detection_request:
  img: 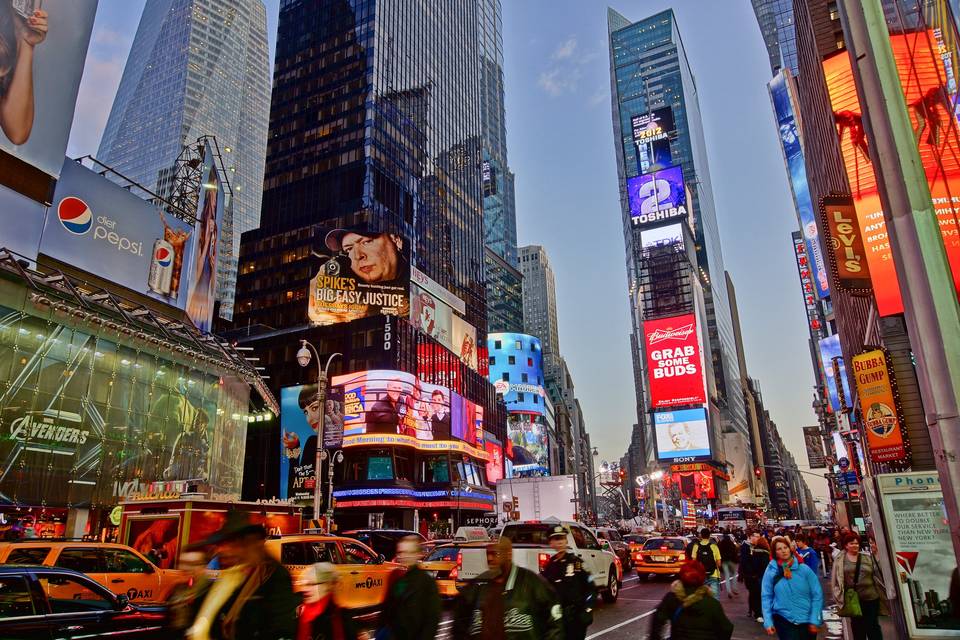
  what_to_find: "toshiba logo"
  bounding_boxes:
[648,324,694,344]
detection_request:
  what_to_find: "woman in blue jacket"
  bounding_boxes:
[762,536,823,640]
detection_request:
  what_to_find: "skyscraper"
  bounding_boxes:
[519,245,561,382]
[608,8,749,485]
[97,0,271,319]
[751,0,799,75]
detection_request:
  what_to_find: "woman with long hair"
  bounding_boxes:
[0,2,47,145]
[762,536,823,640]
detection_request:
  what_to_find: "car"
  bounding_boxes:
[0,540,189,604]
[264,534,402,612]
[594,527,632,571]
[341,529,425,560]
[0,564,166,639]
[419,541,488,598]
[633,536,688,579]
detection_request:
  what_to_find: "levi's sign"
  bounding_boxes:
[821,194,872,292]
[644,313,707,409]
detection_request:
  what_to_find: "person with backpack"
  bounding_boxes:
[647,560,733,640]
[685,528,723,597]
[718,533,740,598]
[762,536,823,640]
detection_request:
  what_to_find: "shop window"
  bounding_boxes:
[367,456,394,480]
[421,456,449,483]
[394,451,413,481]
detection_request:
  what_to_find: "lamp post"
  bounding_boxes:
[649,470,664,530]
[326,450,344,528]
[295,340,341,526]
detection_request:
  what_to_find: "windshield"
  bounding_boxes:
[425,547,459,562]
[642,538,685,551]
[502,524,553,545]
[625,535,646,544]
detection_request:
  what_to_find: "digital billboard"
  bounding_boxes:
[330,370,482,445]
[769,71,831,299]
[0,0,97,180]
[818,335,851,414]
[640,223,684,250]
[279,384,347,502]
[802,426,827,469]
[487,333,546,414]
[631,107,674,170]
[627,165,688,227]
[40,159,198,308]
[852,349,907,463]
[451,315,478,371]
[670,469,716,500]
[308,229,410,325]
[185,142,223,333]
[644,313,707,409]
[823,31,960,315]
[507,413,549,473]
[654,408,711,462]
[484,434,504,483]
[792,233,825,339]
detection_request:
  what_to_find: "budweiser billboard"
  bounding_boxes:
[644,313,707,408]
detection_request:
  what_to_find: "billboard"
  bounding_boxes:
[670,469,716,500]
[820,195,872,292]
[484,434,504,483]
[627,165,688,227]
[308,229,410,325]
[802,426,827,469]
[451,315,478,371]
[818,335,851,413]
[769,71,831,299]
[279,384,344,502]
[852,349,907,463]
[506,413,549,473]
[0,183,44,259]
[654,408,711,462]
[0,0,97,180]
[41,159,197,308]
[792,233,825,339]
[644,313,707,409]
[184,142,223,333]
[411,284,453,347]
[640,223,684,250]
[487,333,546,415]
[824,32,960,316]
[631,107,674,170]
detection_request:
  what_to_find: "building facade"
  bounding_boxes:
[97,0,271,320]
[751,0,800,75]
[519,245,561,383]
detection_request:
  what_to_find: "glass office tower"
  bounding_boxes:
[608,8,749,462]
[751,0,799,75]
[97,0,271,320]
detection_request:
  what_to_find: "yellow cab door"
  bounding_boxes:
[274,540,341,596]
[100,547,163,603]
[337,540,393,610]
[50,547,108,600]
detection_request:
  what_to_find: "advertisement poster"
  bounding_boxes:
[631,107,674,170]
[507,414,549,473]
[308,227,410,326]
[670,470,716,500]
[644,313,707,409]
[451,393,482,445]
[817,335,851,413]
[451,315,478,371]
[484,434,504,483]
[793,234,825,339]
[487,333,546,414]
[126,516,180,570]
[627,165,687,227]
[41,160,197,308]
[279,384,344,502]
[0,0,97,179]
[878,472,960,636]
[640,223,684,250]
[0,183,44,259]
[820,195,872,292]
[769,71,831,299]
[411,284,452,347]
[802,426,827,469]
[852,349,907,463]
[654,408,711,462]
[185,142,223,333]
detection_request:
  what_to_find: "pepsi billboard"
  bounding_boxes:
[39,158,197,310]
[627,165,688,227]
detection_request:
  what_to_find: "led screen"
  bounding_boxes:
[279,384,345,502]
[627,165,687,226]
[487,333,546,415]
[185,142,223,332]
[507,414,549,474]
[644,313,707,409]
[640,223,684,250]
[654,408,711,462]
[817,335,851,413]
[484,435,504,483]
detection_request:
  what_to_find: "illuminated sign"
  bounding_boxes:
[341,433,490,460]
[820,195,872,292]
[641,223,684,250]
[487,333,546,415]
[817,335,851,414]
[627,165,688,226]
[852,349,907,463]
[644,313,707,409]
[793,234,825,339]
[654,408,711,462]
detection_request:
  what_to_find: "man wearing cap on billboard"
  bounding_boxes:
[324,228,409,289]
[541,525,595,640]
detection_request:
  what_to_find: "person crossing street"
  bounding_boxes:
[540,524,596,640]
[685,528,723,597]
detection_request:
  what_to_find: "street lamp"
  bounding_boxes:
[295,339,342,527]
[649,470,665,530]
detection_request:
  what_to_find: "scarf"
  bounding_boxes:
[670,580,712,608]
[297,595,344,640]
[778,557,793,580]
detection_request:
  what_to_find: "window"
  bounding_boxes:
[54,548,103,573]
[508,356,515,365]
[533,396,539,405]
[422,456,449,483]
[5,547,50,565]
[0,576,35,618]
[521,373,528,383]
[102,549,150,573]
[367,456,394,480]
[515,341,521,350]
[527,358,533,366]
[280,542,337,565]
[494,340,501,350]
[489,356,495,365]
[425,547,459,562]
[394,451,413,481]
[517,392,525,402]
[501,373,509,382]
[39,574,113,613]
[341,542,376,564]
[577,527,602,550]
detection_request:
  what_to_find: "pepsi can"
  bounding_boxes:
[148,239,174,295]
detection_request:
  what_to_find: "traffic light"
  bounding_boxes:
[754,466,762,478]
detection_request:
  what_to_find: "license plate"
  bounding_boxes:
[654,556,669,562]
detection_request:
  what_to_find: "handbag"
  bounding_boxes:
[837,554,863,617]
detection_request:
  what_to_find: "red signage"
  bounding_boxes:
[484,440,504,483]
[644,313,707,408]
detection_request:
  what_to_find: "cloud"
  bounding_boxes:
[538,67,582,97]
[93,27,132,49]
[551,36,577,60]
[66,50,127,158]
[588,89,608,108]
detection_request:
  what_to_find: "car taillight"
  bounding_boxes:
[456,551,463,572]
[450,564,459,580]
[538,553,550,572]
[635,552,644,562]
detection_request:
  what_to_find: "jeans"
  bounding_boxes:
[772,614,817,640]
[851,598,884,640]
[705,576,720,598]
[721,560,738,594]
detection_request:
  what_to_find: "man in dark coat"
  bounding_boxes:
[540,525,595,640]
[648,560,733,640]
[377,536,441,640]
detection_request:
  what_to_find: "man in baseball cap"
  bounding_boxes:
[324,228,405,285]
[543,524,596,640]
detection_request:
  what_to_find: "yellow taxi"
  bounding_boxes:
[418,540,488,598]
[0,540,190,603]
[264,534,402,612]
[632,536,688,579]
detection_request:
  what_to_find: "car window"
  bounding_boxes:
[102,549,150,573]
[642,538,685,551]
[54,548,103,573]
[39,575,114,613]
[0,576,36,618]
[280,542,338,565]
[577,527,601,550]
[4,547,50,565]
[341,542,375,564]
[501,525,552,545]
[595,530,607,540]
[425,547,459,562]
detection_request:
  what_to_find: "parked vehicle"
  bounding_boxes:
[633,536,688,580]
[594,526,632,571]
[0,564,166,639]
[341,529,425,560]
[0,540,189,603]
[420,540,489,598]
[496,475,578,522]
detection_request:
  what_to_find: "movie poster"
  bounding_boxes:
[280,384,346,502]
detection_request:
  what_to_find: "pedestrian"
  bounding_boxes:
[762,536,822,640]
[541,525,596,640]
[185,512,299,640]
[296,563,358,640]
[795,533,820,577]
[647,560,733,640]
[165,550,213,638]
[831,532,887,640]
[377,535,441,640]
[741,532,771,623]
[685,527,722,597]
[452,537,562,640]
[718,532,739,598]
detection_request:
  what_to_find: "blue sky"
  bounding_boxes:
[68,1,826,499]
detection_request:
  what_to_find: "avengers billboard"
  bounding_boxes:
[644,313,707,409]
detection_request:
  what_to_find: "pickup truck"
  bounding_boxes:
[457,521,622,603]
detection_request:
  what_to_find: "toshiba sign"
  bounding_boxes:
[644,313,707,409]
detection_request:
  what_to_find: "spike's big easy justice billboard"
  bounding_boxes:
[644,313,707,409]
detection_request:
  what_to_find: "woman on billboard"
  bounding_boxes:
[0,2,47,145]
[186,167,219,330]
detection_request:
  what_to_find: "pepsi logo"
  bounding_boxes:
[154,246,172,267]
[57,197,93,235]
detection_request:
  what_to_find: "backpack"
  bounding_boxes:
[692,541,718,575]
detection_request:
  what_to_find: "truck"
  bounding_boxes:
[457,520,622,603]
[497,475,578,523]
